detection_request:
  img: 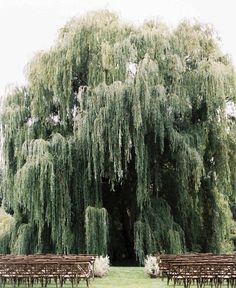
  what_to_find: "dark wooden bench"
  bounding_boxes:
[158,253,236,287]
[0,254,95,287]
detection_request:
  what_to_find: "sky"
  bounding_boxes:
[0,0,236,98]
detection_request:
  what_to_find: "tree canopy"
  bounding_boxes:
[0,11,236,262]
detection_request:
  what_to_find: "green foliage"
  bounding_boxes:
[85,206,109,255]
[134,198,185,262]
[0,11,236,261]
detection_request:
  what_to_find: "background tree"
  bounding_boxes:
[0,11,236,262]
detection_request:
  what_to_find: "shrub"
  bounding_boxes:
[144,255,160,278]
[94,255,110,277]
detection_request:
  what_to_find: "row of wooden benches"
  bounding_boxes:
[0,254,96,288]
[159,253,236,288]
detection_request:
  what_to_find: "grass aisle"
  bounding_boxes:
[87,267,167,288]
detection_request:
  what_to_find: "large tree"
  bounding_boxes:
[1,11,236,262]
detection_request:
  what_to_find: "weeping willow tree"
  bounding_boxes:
[1,11,236,262]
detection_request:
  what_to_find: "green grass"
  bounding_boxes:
[87,266,167,288]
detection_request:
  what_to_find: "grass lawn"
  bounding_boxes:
[87,266,167,288]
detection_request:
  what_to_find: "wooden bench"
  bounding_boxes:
[0,254,95,287]
[158,253,236,287]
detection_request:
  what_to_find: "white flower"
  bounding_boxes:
[144,255,160,277]
[94,255,110,278]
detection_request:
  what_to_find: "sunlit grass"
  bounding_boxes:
[87,266,165,288]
